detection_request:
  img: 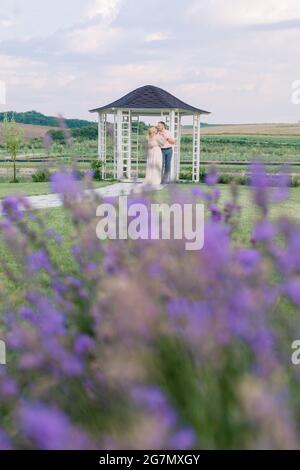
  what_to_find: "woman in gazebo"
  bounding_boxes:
[144,126,164,185]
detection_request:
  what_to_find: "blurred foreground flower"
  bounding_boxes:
[0,164,300,449]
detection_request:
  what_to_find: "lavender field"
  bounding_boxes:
[0,165,300,450]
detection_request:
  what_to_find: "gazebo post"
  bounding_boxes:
[98,112,107,180]
[169,110,181,182]
[192,113,201,182]
[116,110,132,180]
[113,110,117,179]
[131,114,140,180]
[116,109,123,180]
[170,109,181,182]
[174,111,180,181]
[126,110,132,179]
[177,113,182,181]
[169,110,175,181]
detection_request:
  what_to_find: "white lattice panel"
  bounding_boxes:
[192,114,201,182]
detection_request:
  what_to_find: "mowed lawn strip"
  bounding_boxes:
[0,181,112,198]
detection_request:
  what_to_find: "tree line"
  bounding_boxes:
[0,110,96,129]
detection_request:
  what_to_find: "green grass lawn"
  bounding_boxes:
[0,184,299,295]
[0,181,112,198]
[3,182,300,245]
[155,184,300,244]
[220,184,300,244]
[26,183,300,247]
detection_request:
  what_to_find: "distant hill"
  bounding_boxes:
[182,123,215,129]
[182,123,300,136]
[0,111,96,129]
[0,123,61,144]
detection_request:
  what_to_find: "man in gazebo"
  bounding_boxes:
[157,121,176,184]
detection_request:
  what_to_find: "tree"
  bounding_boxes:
[2,114,24,183]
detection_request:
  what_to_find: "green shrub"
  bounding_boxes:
[238,175,250,185]
[200,168,207,182]
[218,174,232,184]
[32,169,51,182]
[91,160,103,180]
[291,176,300,187]
[71,126,98,141]
[180,169,193,181]
[47,129,65,142]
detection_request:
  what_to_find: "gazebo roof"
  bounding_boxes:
[89,85,210,115]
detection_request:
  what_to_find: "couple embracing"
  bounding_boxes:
[145,121,175,185]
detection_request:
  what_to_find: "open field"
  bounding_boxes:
[2,134,300,164]
[183,123,300,136]
[0,122,59,143]
[199,134,300,163]
[2,122,300,182]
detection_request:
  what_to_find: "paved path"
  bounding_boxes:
[0,182,165,212]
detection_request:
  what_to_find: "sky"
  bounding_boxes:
[0,0,300,123]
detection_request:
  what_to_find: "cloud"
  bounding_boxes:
[84,0,121,23]
[187,0,300,26]
[63,0,123,54]
[0,18,15,28]
[65,24,121,54]
[0,0,299,123]
[144,32,170,42]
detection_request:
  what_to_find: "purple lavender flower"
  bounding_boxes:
[19,305,35,321]
[191,186,204,198]
[32,296,66,336]
[27,250,52,273]
[205,167,218,186]
[55,114,73,143]
[252,220,276,242]
[0,377,18,397]
[132,385,176,423]
[209,204,222,222]
[236,248,261,274]
[1,164,300,450]
[43,132,52,153]
[51,171,79,195]
[19,402,92,450]
[250,162,269,211]
[284,278,300,305]
[84,169,94,179]
[170,427,197,450]
[0,429,12,450]
[1,195,28,221]
[74,335,95,355]
[271,173,290,203]
[19,353,45,370]
[61,355,84,376]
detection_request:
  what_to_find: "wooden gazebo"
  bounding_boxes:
[90,85,210,182]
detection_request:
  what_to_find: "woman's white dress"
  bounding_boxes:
[145,135,164,185]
